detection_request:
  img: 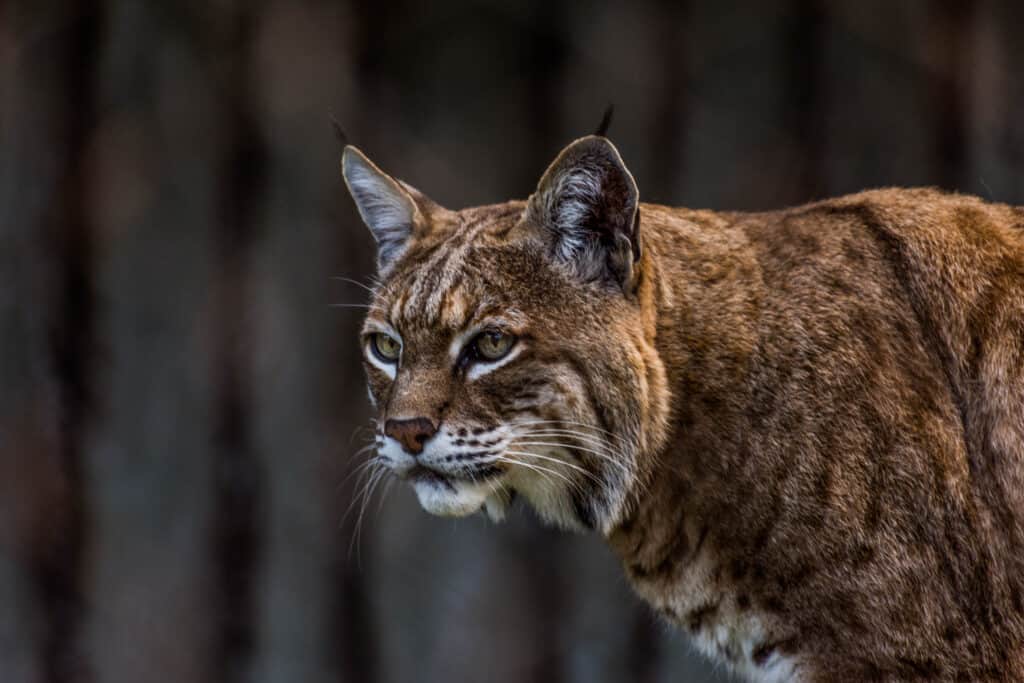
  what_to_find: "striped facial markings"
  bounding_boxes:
[355,204,641,530]
[398,213,505,326]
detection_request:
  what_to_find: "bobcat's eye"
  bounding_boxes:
[370,333,401,362]
[473,330,515,361]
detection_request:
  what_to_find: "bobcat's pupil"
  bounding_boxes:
[474,330,515,361]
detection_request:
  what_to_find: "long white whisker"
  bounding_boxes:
[348,424,378,445]
[376,476,396,514]
[498,452,587,495]
[512,419,630,446]
[510,440,631,475]
[516,445,628,478]
[330,276,379,295]
[341,457,381,526]
[499,458,574,494]
[513,429,630,466]
[513,428,614,450]
[328,303,386,311]
[502,448,605,486]
[349,464,388,562]
[337,444,384,491]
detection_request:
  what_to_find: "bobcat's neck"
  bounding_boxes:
[607,205,799,679]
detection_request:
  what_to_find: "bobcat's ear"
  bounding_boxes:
[527,136,640,292]
[342,145,429,273]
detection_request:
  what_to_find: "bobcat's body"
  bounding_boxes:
[611,190,1024,680]
[341,136,1024,681]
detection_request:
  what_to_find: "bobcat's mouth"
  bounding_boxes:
[405,462,503,487]
[405,462,506,518]
[407,464,454,488]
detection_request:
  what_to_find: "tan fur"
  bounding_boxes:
[343,138,1024,681]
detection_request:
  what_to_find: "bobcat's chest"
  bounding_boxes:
[623,548,802,682]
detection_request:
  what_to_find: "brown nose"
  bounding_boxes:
[384,417,438,455]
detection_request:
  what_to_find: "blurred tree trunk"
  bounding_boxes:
[0,3,97,682]
[928,0,975,192]
[647,0,691,204]
[333,4,385,679]
[244,2,357,682]
[788,0,829,200]
[81,2,220,681]
[197,3,266,682]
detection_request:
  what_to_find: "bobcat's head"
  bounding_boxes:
[342,136,669,533]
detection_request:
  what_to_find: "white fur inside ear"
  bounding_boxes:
[542,165,609,280]
[342,149,415,267]
[550,165,603,256]
[529,137,639,284]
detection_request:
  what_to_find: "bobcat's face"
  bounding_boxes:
[344,137,668,532]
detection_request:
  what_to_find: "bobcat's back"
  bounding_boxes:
[614,188,1024,680]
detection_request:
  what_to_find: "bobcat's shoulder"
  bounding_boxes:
[613,187,1024,680]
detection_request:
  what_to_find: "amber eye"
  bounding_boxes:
[370,333,401,362]
[473,330,515,361]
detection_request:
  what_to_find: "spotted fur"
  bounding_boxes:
[342,135,1024,681]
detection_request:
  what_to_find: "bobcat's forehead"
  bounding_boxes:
[364,203,560,337]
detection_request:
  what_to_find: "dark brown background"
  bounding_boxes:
[3,1,1023,682]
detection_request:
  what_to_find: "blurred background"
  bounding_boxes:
[2,1,1023,682]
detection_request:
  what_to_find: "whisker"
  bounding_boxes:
[511,419,630,446]
[512,438,630,475]
[337,442,383,490]
[502,447,605,486]
[328,303,386,311]
[330,276,379,295]
[376,476,397,514]
[513,429,629,463]
[340,457,381,525]
[348,423,378,445]
[498,453,587,495]
[513,428,612,449]
[496,456,567,493]
[349,463,389,563]
[510,440,631,476]
[338,454,381,491]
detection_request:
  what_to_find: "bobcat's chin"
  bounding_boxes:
[410,475,494,518]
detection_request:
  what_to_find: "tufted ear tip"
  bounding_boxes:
[330,117,349,148]
[594,104,614,137]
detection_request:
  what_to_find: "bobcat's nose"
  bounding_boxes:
[384,417,439,455]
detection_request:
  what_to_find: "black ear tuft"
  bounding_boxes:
[330,116,348,149]
[594,104,614,137]
[528,136,640,291]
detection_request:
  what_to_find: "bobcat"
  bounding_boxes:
[341,133,1024,681]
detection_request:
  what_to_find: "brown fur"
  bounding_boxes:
[342,137,1024,681]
